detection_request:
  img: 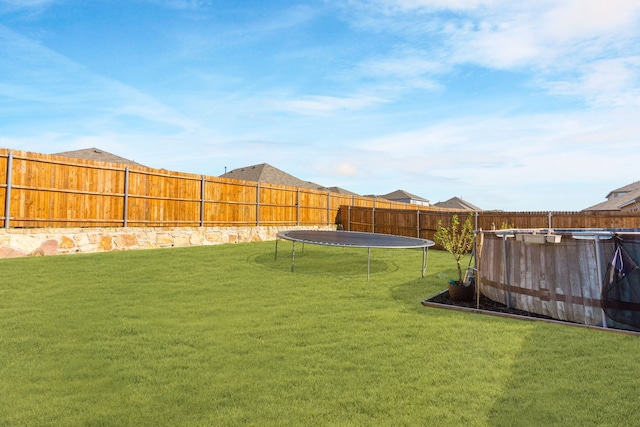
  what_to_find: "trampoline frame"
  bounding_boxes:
[275,230,435,281]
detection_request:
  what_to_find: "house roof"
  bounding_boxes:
[584,191,640,211]
[321,186,360,196]
[378,189,429,203]
[219,163,324,191]
[434,197,481,211]
[584,180,640,211]
[605,181,640,199]
[583,195,640,211]
[53,147,147,167]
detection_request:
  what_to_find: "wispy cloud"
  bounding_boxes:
[543,57,640,107]
[347,0,640,105]
[0,0,55,10]
[451,1,640,68]
[344,106,640,202]
[0,24,198,130]
[273,94,390,116]
[357,49,445,93]
[169,3,321,61]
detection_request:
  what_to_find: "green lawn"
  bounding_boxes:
[1,241,639,426]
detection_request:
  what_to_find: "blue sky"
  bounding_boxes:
[2,0,640,211]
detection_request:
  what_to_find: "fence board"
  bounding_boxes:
[203,178,257,225]
[5,151,128,227]
[126,167,202,226]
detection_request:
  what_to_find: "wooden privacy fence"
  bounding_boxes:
[0,149,417,228]
[338,206,640,242]
[6,148,637,231]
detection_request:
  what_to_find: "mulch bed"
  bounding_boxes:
[422,289,556,321]
[424,290,640,336]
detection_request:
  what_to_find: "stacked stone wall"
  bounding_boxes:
[0,225,335,259]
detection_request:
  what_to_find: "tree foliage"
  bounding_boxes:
[433,213,475,284]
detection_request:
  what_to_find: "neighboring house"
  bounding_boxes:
[221,164,363,195]
[220,163,325,191]
[53,147,147,168]
[434,197,481,211]
[583,181,640,212]
[376,190,430,206]
[321,186,360,196]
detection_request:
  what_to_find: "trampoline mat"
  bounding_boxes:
[277,230,434,249]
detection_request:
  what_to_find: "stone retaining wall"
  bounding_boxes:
[0,225,335,259]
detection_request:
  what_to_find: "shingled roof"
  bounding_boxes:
[321,186,360,196]
[377,189,430,204]
[584,181,640,211]
[220,163,324,191]
[434,196,481,211]
[53,147,147,167]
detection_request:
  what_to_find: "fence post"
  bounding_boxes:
[548,211,552,229]
[327,192,331,226]
[4,151,13,228]
[200,175,205,227]
[256,183,260,226]
[372,207,376,233]
[372,197,377,233]
[348,205,351,231]
[296,188,300,226]
[123,166,129,227]
[417,210,420,238]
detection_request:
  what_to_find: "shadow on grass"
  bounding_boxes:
[390,271,451,313]
[485,322,640,426]
[252,245,390,278]
[390,278,431,310]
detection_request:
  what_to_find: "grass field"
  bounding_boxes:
[1,241,639,426]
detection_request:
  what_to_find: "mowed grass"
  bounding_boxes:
[1,241,640,426]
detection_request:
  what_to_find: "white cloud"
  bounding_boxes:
[452,20,542,69]
[346,0,640,109]
[543,57,640,107]
[353,107,640,192]
[541,0,640,42]
[333,163,358,177]
[273,94,390,116]
[446,1,640,71]
[360,0,500,13]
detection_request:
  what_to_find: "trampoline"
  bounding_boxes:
[275,230,435,280]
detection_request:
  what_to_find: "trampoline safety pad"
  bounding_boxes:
[275,230,435,280]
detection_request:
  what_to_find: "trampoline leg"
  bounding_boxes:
[422,247,428,278]
[275,237,279,260]
[291,241,296,272]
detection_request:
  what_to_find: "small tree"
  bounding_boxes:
[433,213,475,285]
